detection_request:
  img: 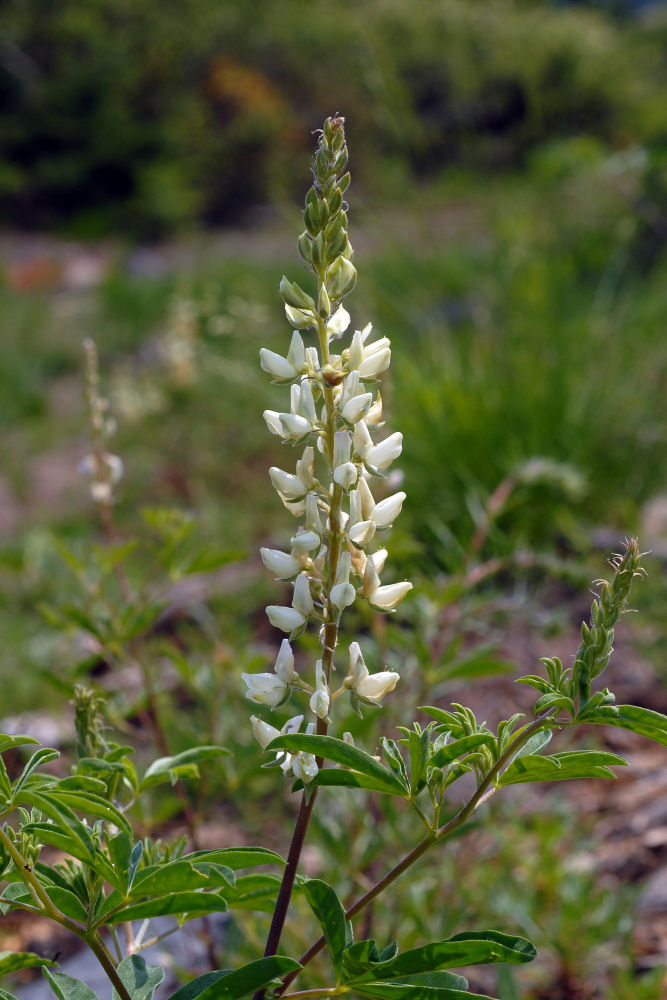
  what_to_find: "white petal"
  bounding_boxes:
[286,332,306,371]
[358,477,375,519]
[274,639,297,682]
[330,581,356,610]
[371,548,388,574]
[353,420,373,459]
[359,347,391,379]
[368,581,413,611]
[341,392,373,424]
[250,716,281,749]
[280,413,312,438]
[292,572,314,616]
[348,519,376,548]
[290,529,321,554]
[260,348,297,381]
[292,752,318,783]
[372,491,406,528]
[263,410,284,436]
[327,306,351,338]
[269,467,306,499]
[334,462,358,489]
[266,606,306,632]
[355,670,400,703]
[260,548,301,579]
[242,673,288,707]
[366,432,403,470]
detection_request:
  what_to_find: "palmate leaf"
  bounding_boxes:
[106,890,228,923]
[305,880,353,979]
[139,746,230,792]
[165,957,302,1000]
[267,734,408,796]
[578,704,667,745]
[294,768,408,797]
[428,735,496,773]
[342,932,536,986]
[0,951,56,974]
[129,859,235,897]
[23,823,118,887]
[11,748,60,799]
[354,983,493,1000]
[17,790,95,862]
[113,956,164,1000]
[498,750,627,787]
[43,967,99,1000]
[0,882,87,923]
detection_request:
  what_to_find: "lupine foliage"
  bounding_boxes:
[0,119,665,1000]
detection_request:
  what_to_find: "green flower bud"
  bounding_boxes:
[280,276,316,311]
[327,256,357,301]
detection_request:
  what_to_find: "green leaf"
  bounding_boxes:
[222,873,284,912]
[498,750,627,787]
[180,847,285,869]
[0,883,86,923]
[0,988,22,1000]
[113,956,164,1000]
[11,748,60,798]
[54,775,109,795]
[510,729,552,763]
[130,860,234,897]
[22,824,118,887]
[165,957,302,1000]
[0,734,39,755]
[0,952,56,974]
[165,973,231,1000]
[49,790,132,835]
[139,746,229,792]
[267,735,407,795]
[305,880,352,978]
[355,984,492,1000]
[533,692,575,715]
[344,932,535,985]
[17,791,95,862]
[380,739,409,788]
[107,833,143,894]
[294,768,409,797]
[43,968,100,1000]
[429,735,496,772]
[578,704,667,745]
[106,890,228,923]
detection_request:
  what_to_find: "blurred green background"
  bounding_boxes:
[0,1,666,997]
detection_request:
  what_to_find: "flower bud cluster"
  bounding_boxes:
[79,338,124,506]
[243,117,411,781]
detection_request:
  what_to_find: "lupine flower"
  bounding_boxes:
[346,641,399,705]
[309,660,330,720]
[242,640,298,707]
[330,551,356,610]
[260,332,307,381]
[266,572,314,633]
[260,547,301,579]
[365,432,403,470]
[250,713,304,771]
[372,491,407,528]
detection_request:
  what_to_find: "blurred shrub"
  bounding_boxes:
[0,0,664,234]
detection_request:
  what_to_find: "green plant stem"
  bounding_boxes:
[0,825,133,1000]
[256,306,344,998]
[278,707,560,995]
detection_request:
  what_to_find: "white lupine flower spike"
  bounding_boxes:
[250,115,411,785]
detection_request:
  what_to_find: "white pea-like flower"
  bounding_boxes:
[327,306,351,339]
[330,551,356,610]
[242,672,288,708]
[251,714,304,772]
[292,572,315,617]
[309,660,330,720]
[260,332,306,381]
[365,432,403,470]
[242,640,298,707]
[266,605,307,633]
[368,581,413,612]
[260,547,301,579]
[372,491,406,528]
[347,641,399,705]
